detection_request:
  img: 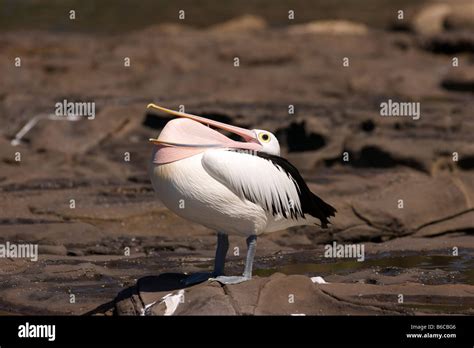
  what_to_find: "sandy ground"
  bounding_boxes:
[0,1,473,315]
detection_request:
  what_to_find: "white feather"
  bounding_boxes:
[150,150,316,236]
[202,150,302,217]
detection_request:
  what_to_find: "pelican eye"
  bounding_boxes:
[258,132,271,143]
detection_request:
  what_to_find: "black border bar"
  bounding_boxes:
[0,315,472,345]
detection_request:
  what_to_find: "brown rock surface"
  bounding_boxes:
[209,15,267,33]
[0,1,473,316]
[288,20,368,35]
[111,272,474,316]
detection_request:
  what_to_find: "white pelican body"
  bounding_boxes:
[150,151,319,237]
[147,104,336,284]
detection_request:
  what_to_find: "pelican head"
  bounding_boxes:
[252,129,280,156]
[147,103,280,163]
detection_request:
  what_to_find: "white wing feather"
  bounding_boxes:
[202,150,302,216]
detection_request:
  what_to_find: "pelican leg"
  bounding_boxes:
[213,232,229,276]
[182,232,229,286]
[210,235,257,285]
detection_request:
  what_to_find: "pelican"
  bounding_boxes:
[147,103,336,285]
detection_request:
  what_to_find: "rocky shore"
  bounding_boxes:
[0,0,473,315]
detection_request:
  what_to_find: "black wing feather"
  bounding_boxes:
[256,152,337,228]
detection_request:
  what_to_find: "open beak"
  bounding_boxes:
[147,103,263,164]
[147,103,258,146]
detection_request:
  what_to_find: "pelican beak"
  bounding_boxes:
[148,137,222,148]
[147,103,258,143]
[147,103,263,164]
